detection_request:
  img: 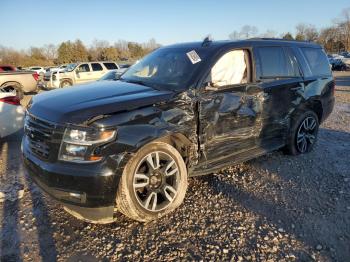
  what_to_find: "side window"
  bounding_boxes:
[91,63,103,71]
[77,64,90,72]
[209,50,248,87]
[103,62,118,70]
[300,48,331,76]
[257,47,297,79]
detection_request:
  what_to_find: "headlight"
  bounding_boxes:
[58,128,116,162]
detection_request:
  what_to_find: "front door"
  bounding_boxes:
[75,63,93,84]
[198,49,263,167]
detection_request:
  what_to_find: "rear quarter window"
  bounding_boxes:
[103,63,118,70]
[300,48,331,76]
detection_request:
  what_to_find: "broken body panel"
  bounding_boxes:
[22,40,335,222]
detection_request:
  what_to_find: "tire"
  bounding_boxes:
[116,141,188,222]
[285,111,319,155]
[60,80,72,88]
[0,82,24,100]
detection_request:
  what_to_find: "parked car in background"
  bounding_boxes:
[45,65,67,73]
[40,61,121,89]
[29,66,46,76]
[23,39,334,224]
[0,71,39,98]
[0,92,24,138]
[0,65,17,72]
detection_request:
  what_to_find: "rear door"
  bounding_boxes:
[253,45,304,147]
[90,63,106,80]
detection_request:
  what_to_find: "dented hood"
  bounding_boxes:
[28,81,174,124]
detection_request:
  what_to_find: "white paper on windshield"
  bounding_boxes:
[186,50,201,64]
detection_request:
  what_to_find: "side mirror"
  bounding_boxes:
[75,70,80,78]
[115,73,122,80]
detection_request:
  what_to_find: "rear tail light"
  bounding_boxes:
[32,73,39,81]
[0,96,21,105]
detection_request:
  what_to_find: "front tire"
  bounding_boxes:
[116,142,188,222]
[60,80,72,88]
[285,111,319,155]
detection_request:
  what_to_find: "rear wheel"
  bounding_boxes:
[285,111,319,155]
[0,82,23,100]
[116,142,188,222]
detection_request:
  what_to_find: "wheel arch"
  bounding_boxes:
[147,133,195,167]
[295,99,323,123]
[60,78,73,86]
[1,81,23,89]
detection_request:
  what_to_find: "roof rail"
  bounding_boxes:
[248,37,311,43]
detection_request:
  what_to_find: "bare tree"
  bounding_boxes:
[260,30,277,38]
[229,25,259,40]
[295,23,319,41]
[229,30,240,40]
[240,25,258,38]
[42,44,57,61]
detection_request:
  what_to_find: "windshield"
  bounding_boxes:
[121,47,205,90]
[65,63,77,72]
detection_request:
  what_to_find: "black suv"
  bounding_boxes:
[22,39,334,223]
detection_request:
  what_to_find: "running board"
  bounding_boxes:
[190,143,284,177]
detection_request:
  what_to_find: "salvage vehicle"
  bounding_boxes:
[0,92,24,138]
[0,71,39,99]
[40,61,122,89]
[22,39,335,223]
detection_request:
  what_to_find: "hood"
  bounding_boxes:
[28,81,174,124]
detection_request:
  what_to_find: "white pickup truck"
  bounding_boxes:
[0,71,39,98]
[40,61,126,89]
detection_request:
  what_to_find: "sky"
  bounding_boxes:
[1,0,349,49]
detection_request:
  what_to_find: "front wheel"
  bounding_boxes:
[285,111,319,155]
[116,142,188,222]
[60,80,72,88]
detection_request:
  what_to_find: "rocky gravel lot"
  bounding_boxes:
[1,72,349,261]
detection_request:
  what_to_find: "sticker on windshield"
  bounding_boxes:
[186,50,201,64]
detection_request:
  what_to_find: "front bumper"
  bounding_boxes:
[38,80,60,89]
[22,136,123,223]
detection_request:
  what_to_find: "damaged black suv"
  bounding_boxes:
[22,39,334,223]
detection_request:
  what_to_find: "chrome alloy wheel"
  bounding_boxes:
[296,116,317,153]
[132,151,180,212]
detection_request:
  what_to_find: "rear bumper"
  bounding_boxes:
[22,136,123,223]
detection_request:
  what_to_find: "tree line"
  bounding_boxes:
[229,8,350,53]
[0,38,160,67]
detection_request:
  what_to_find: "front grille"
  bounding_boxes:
[25,113,63,161]
[43,76,51,81]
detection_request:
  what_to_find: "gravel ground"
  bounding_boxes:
[1,72,349,261]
